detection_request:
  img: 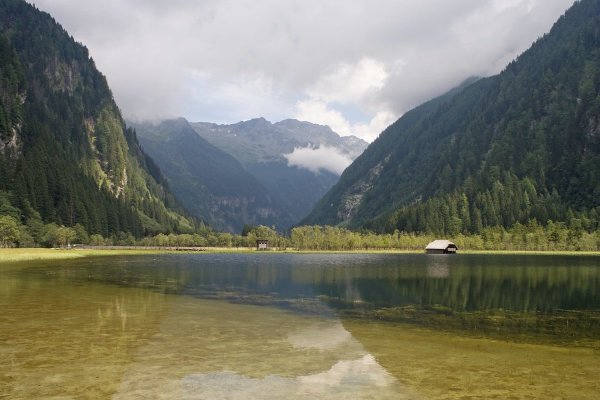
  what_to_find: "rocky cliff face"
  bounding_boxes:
[0,35,24,156]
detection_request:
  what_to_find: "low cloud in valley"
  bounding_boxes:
[284,145,353,175]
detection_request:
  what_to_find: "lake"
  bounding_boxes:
[1,253,599,399]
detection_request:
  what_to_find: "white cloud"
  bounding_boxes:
[30,0,575,142]
[295,100,353,137]
[293,57,396,142]
[284,145,353,175]
[307,58,390,105]
[352,111,396,142]
[492,0,535,13]
[295,100,394,142]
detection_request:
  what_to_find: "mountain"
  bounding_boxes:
[0,0,195,238]
[191,118,368,225]
[192,118,365,165]
[133,119,295,232]
[303,0,600,234]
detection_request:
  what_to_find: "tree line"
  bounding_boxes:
[1,216,599,251]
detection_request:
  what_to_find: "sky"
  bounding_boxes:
[30,0,574,143]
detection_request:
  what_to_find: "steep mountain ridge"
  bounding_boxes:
[0,0,194,237]
[134,118,295,232]
[303,0,600,234]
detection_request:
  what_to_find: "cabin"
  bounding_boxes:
[256,239,269,251]
[425,240,457,254]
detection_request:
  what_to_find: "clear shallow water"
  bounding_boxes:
[1,253,599,399]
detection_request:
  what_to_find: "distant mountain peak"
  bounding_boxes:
[233,117,271,128]
[275,119,330,130]
[190,118,367,166]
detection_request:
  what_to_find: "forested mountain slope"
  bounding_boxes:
[0,0,195,238]
[134,119,295,232]
[303,0,600,234]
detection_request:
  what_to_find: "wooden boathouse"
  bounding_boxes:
[425,240,457,254]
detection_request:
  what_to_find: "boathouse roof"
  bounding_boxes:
[425,240,456,250]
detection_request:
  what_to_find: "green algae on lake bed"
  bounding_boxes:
[342,319,600,399]
[0,279,409,399]
[1,253,600,399]
[339,305,600,348]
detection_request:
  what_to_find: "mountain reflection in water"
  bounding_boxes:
[34,253,600,342]
[110,297,406,399]
[1,253,599,399]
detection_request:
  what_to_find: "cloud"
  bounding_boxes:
[30,0,574,142]
[294,57,396,141]
[307,58,390,105]
[295,100,352,137]
[295,100,394,142]
[352,111,396,142]
[184,70,295,124]
[284,145,353,175]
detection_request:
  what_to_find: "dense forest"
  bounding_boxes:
[0,0,196,241]
[303,0,600,236]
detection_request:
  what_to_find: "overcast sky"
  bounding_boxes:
[31,0,574,142]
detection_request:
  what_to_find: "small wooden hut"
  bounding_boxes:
[425,240,457,254]
[256,239,269,251]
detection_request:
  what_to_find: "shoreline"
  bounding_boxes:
[1,247,599,263]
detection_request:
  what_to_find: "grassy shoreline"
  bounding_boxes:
[1,247,599,263]
[0,248,169,263]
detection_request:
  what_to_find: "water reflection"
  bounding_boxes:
[0,271,171,398]
[173,355,395,400]
[109,297,406,399]
[287,322,351,350]
[42,253,600,314]
[1,258,414,399]
[425,255,450,278]
[13,253,599,341]
[2,253,600,399]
